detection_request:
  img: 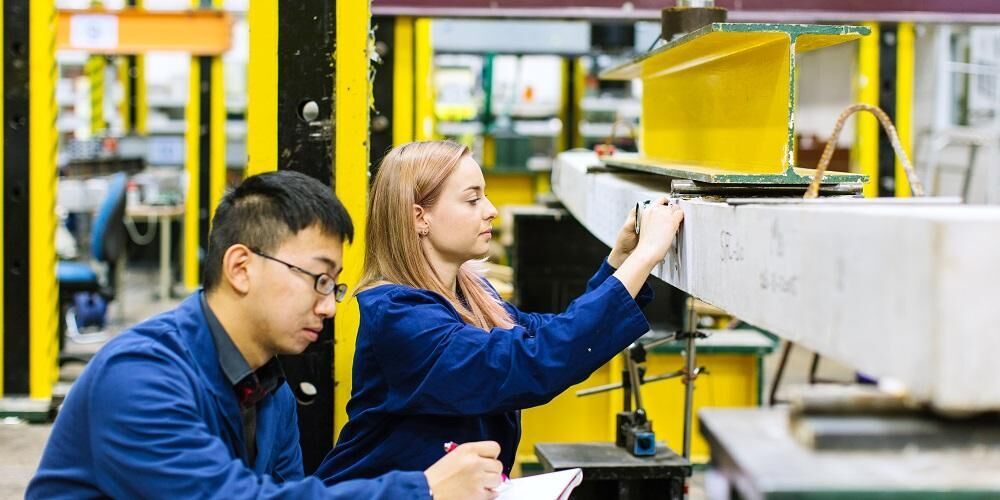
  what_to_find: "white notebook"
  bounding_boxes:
[496,468,583,500]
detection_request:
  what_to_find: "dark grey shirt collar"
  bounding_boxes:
[199,292,284,394]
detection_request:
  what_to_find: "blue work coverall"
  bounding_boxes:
[28,293,428,499]
[315,260,653,484]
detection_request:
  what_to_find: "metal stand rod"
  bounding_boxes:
[682,301,698,461]
[626,346,646,413]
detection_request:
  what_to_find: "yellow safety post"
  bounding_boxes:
[895,22,914,198]
[333,0,371,436]
[856,22,880,198]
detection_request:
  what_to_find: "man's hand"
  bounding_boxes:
[424,441,503,500]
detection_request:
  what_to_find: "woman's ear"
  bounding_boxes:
[413,204,430,236]
[222,244,254,294]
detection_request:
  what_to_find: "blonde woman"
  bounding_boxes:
[315,141,684,487]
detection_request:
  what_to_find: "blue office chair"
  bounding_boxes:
[57,172,128,354]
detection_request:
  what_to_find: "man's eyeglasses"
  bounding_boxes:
[250,248,348,302]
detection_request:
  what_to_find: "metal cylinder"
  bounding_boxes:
[682,302,698,461]
[677,0,714,7]
[661,4,728,42]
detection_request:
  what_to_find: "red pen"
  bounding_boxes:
[442,441,509,483]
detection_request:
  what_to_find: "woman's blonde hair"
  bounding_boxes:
[358,141,514,330]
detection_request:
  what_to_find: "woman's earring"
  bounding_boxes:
[419,228,429,237]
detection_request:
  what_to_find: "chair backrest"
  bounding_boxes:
[90,172,128,264]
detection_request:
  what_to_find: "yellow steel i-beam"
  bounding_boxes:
[413,18,435,141]
[85,54,105,135]
[392,17,415,146]
[118,56,130,132]
[134,52,146,134]
[118,1,148,136]
[85,0,106,135]
[184,51,201,289]
[333,0,371,437]
[184,0,224,290]
[573,57,586,149]
[246,0,277,176]
[30,0,59,400]
[209,54,225,221]
[601,23,869,186]
[856,22,880,198]
[556,58,569,154]
[895,22,914,198]
[0,0,6,394]
[130,0,148,135]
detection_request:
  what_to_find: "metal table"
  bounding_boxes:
[535,442,691,500]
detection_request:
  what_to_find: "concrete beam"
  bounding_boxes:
[553,151,1000,412]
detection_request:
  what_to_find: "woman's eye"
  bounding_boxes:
[468,198,480,205]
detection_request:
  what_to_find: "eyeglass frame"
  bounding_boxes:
[249,247,348,302]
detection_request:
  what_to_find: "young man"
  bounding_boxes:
[28,171,503,499]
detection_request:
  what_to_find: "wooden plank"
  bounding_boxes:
[553,151,1000,412]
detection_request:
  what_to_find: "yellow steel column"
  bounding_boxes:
[209,50,225,220]
[333,0,371,436]
[85,0,105,135]
[30,0,59,399]
[392,17,414,146]
[184,49,201,288]
[573,58,586,149]
[184,0,225,289]
[135,53,146,134]
[855,22,880,198]
[895,22,914,198]
[118,57,130,132]
[246,0,277,176]
[556,59,570,154]
[1,0,5,393]
[413,18,434,141]
[85,55,105,135]
[118,0,147,135]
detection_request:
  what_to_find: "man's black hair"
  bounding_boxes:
[203,170,354,290]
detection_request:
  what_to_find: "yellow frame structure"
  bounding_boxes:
[332,0,372,437]
[895,22,915,197]
[29,0,60,400]
[392,17,415,146]
[602,23,869,185]
[246,0,277,177]
[855,22,880,198]
[183,0,225,291]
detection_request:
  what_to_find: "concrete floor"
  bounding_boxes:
[0,266,853,499]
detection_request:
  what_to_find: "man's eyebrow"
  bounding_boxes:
[313,256,342,274]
